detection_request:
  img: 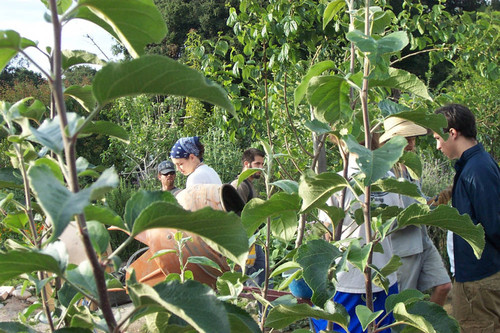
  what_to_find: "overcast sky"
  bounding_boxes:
[0,0,117,73]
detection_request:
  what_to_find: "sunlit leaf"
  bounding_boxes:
[295,61,335,108]
[62,50,105,70]
[370,68,432,101]
[299,170,348,213]
[306,75,350,124]
[75,0,166,58]
[355,305,383,331]
[64,85,96,112]
[393,301,459,333]
[0,30,37,72]
[397,204,485,259]
[93,55,236,118]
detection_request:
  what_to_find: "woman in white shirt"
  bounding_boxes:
[170,136,222,188]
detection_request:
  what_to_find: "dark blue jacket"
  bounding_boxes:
[452,143,500,282]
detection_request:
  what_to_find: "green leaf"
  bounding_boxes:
[371,178,425,204]
[87,221,110,255]
[33,157,64,183]
[345,135,407,186]
[241,192,301,237]
[236,169,260,187]
[29,113,85,155]
[66,261,98,299]
[224,302,260,333]
[295,61,336,108]
[0,167,23,189]
[265,303,348,330]
[0,242,67,284]
[131,203,248,268]
[306,75,350,124]
[399,151,422,180]
[84,205,126,230]
[378,99,410,117]
[355,305,383,331]
[88,166,119,201]
[385,289,425,313]
[127,278,230,333]
[269,262,301,279]
[270,180,299,194]
[2,212,28,230]
[323,0,346,30]
[298,170,348,213]
[370,68,432,101]
[346,240,372,274]
[80,120,129,143]
[397,204,485,259]
[187,256,221,272]
[0,30,37,72]
[75,0,167,58]
[92,55,236,118]
[270,211,298,242]
[124,190,176,230]
[28,164,92,242]
[0,322,37,333]
[62,50,105,70]
[304,119,333,135]
[64,85,96,112]
[393,301,459,333]
[296,239,342,307]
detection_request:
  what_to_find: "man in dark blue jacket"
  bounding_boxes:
[433,104,500,332]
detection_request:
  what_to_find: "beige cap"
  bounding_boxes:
[379,117,428,143]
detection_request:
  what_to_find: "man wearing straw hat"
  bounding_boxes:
[380,117,452,306]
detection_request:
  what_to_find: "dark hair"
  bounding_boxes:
[435,104,477,139]
[242,148,265,166]
[196,141,205,161]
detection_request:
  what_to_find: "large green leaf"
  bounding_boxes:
[75,0,166,58]
[131,203,248,268]
[61,50,105,70]
[92,55,236,117]
[355,305,383,331]
[306,75,350,124]
[296,239,342,307]
[371,178,426,204]
[270,180,299,194]
[87,221,110,255]
[0,167,23,189]
[241,192,301,237]
[369,68,432,101]
[0,242,67,284]
[393,301,459,333]
[64,85,96,113]
[0,322,37,333]
[270,211,298,242]
[385,289,425,313]
[0,30,37,72]
[223,302,260,333]
[28,164,92,242]
[88,167,119,200]
[298,170,348,213]
[345,135,407,186]
[127,278,230,333]
[295,61,336,108]
[124,190,176,230]
[397,204,485,259]
[322,0,346,30]
[398,151,422,180]
[266,303,348,330]
[84,205,126,230]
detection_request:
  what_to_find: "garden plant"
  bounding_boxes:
[0,0,496,332]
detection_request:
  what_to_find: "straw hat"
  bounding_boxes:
[379,117,428,143]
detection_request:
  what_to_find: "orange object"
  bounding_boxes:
[125,184,245,288]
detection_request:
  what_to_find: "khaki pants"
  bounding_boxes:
[452,271,500,332]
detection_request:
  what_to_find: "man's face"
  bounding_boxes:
[433,131,457,160]
[246,155,264,179]
[404,136,417,152]
[158,171,176,190]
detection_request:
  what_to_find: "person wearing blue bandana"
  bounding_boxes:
[170,136,222,188]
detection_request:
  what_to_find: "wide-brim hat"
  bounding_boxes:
[158,160,175,174]
[379,117,428,144]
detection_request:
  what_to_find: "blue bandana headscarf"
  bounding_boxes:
[170,136,201,159]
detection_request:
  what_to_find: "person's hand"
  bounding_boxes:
[428,185,453,206]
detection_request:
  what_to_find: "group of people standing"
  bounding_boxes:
[155,103,499,333]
